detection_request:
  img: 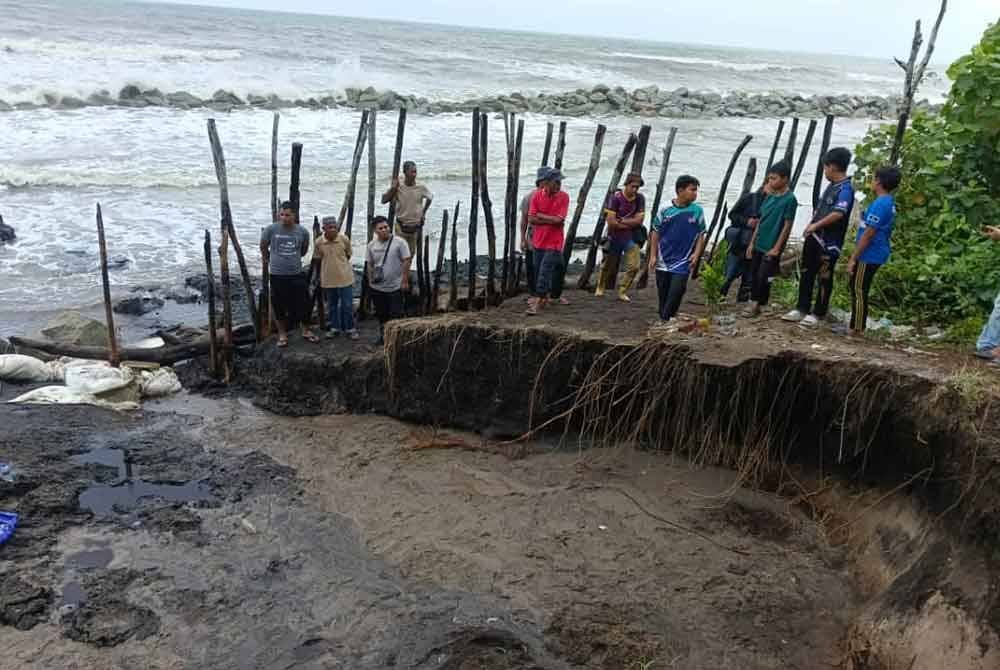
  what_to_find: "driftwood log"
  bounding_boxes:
[10,331,254,366]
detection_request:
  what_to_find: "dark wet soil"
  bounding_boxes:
[0,393,860,669]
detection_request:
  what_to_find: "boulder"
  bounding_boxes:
[0,100,10,112]
[0,220,15,243]
[211,89,244,106]
[141,88,166,106]
[118,84,142,100]
[58,96,87,109]
[41,312,108,347]
[166,91,203,108]
[86,91,116,106]
[113,293,164,316]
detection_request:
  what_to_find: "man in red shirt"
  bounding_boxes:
[527,168,570,315]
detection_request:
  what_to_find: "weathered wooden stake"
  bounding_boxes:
[577,131,636,289]
[508,120,524,295]
[701,134,753,268]
[554,121,567,170]
[359,106,377,318]
[502,115,518,296]
[207,118,258,341]
[783,118,799,168]
[387,108,408,227]
[813,115,836,209]
[310,216,325,327]
[422,234,432,314]
[541,122,554,166]
[95,203,119,368]
[635,127,678,290]
[766,120,785,171]
[289,142,303,223]
[432,210,448,312]
[630,124,653,175]
[449,201,460,310]
[218,225,233,383]
[790,119,818,190]
[271,112,279,223]
[480,114,497,305]
[340,110,369,240]
[203,229,218,377]
[561,124,606,267]
[468,108,480,306]
[890,0,947,165]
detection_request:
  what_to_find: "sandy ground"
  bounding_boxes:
[0,388,860,669]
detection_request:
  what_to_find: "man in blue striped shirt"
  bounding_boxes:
[647,175,707,321]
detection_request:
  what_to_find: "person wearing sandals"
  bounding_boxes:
[526,168,570,316]
[314,216,359,340]
[260,201,318,347]
[367,216,412,345]
[976,225,1000,364]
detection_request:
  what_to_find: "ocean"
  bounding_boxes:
[0,0,944,324]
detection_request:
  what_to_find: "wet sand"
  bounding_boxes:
[1,391,858,669]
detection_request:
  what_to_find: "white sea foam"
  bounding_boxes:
[607,52,798,72]
[1,38,243,63]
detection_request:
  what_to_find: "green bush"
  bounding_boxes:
[851,21,1000,327]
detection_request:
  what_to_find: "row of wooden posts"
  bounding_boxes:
[86,108,836,383]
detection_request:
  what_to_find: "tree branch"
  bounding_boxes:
[914,0,947,87]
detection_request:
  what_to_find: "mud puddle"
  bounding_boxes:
[1,393,859,668]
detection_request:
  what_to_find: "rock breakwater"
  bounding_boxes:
[0,84,938,120]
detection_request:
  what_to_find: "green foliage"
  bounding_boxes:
[700,240,727,314]
[852,21,1000,326]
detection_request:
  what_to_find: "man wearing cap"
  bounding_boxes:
[527,168,570,315]
[520,167,550,295]
[313,215,358,340]
[596,172,646,302]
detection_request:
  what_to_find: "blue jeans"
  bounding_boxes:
[721,249,752,302]
[977,288,1000,351]
[324,286,355,332]
[533,249,563,297]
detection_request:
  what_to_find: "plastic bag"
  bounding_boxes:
[139,368,182,398]
[8,385,139,411]
[0,354,60,382]
[64,364,134,396]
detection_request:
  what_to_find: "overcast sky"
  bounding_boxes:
[153,0,995,61]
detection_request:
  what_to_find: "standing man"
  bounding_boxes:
[976,224,1000,362]
[845,166,901,336]
[382,160,432,290]
[260,201,317,347]
[743,161,797,318]
[783,147,855,327]
[366,216,411,345]
[596,172,645,302]
[647,175,706,321]
[527,168,569,316]
[720,184,765,302]
[520,167,549,296]
[314,216,358,340]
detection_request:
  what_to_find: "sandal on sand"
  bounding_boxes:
[525,306,538,316]
[277,337,289,348]
[303,332,320,344]
[558,297,571,305]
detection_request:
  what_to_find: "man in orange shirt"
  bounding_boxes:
[526,168,570,315]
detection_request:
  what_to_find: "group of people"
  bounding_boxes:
[259,162,431,347]
[260,144,909,349]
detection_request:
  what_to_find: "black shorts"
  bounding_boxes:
[270,273,308,326]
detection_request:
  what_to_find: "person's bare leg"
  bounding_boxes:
[276,319,289,347]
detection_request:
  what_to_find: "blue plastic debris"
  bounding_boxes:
[0,511,18,546]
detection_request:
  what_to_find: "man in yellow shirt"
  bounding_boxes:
[313,216,358,340]
[382,160,432,284]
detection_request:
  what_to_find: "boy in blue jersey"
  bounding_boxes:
[783,147,855,328]
[846,166,901,335]
[647,175,707,321]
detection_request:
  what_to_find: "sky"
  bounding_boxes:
[151,0,996,61]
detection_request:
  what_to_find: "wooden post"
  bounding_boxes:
[207,118,258,341]
[479,114,497,305]
[386,108,407,227]
[422,234,432,314]
[630,124,652,175]
[502,115,518,297]
[289,142,303,223]
[541,122,554,166]
[432,210,448,313]
[203,230,219,377]
[554,121,567,171]
[218,225,233,382]
[561,124,606,267]
[577,131,636,289]
[340,110,369,240]
[766,120,785,171]
[813,115,835,210]
[782,117,799,167]
[701,134,753,270]
[449,201,460,310]
[468,108,480,306]
[890,0,947,165]
[359,107,377,319]
[309,216,324,327]
[271,112,279,223]
[95,203,119,368]
[508,120,524,295]
[635,127,678,290]
[790,119,818,191]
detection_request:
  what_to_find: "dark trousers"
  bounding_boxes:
[370,289,403,327]
[655,270,689,321]
[849,262,880,332]
[750,251,780,306]
[797,236,838,317]
[721,248,752,302]
[270,273,308,329]
[525,248,537,294]
[533,249,563,297]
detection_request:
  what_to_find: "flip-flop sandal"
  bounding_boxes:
[277,338,289,348]
[303,333,320,344]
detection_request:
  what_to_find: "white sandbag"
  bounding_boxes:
[0,354,59,382]
[130,336,166,349]
[139,368,182,398]
[65,364,134,396]
[8,385,139,411]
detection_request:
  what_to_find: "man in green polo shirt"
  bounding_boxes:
[743,160,797,317]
